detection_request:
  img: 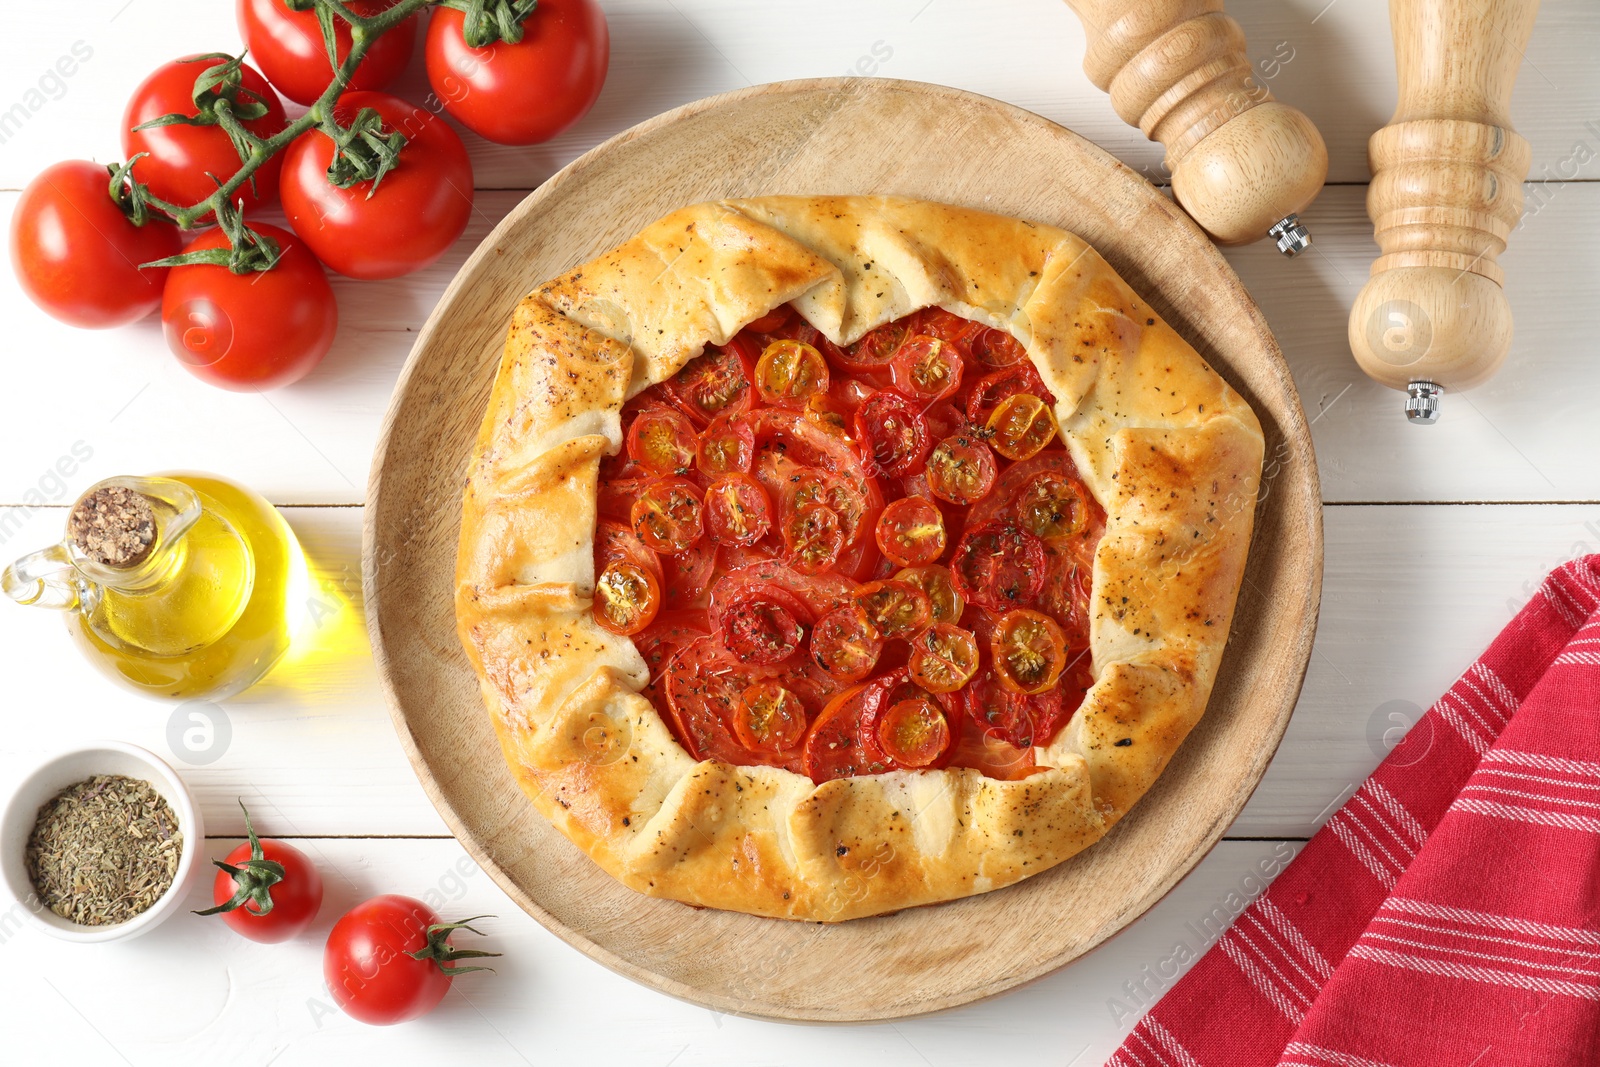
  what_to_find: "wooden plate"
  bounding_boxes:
[365,78,1322,1022]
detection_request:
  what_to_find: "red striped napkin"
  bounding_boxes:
[1109,556,1600,1067]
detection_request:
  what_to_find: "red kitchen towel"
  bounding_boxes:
[1109,556,1600,1067]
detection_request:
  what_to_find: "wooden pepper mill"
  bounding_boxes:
[1348,0,1540,423]
[1063,0,1329,253]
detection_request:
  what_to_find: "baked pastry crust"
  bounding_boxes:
[456,196,1263,921]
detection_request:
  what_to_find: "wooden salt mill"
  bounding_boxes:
[1348,0,1540,423]
[1063,0,1329,254]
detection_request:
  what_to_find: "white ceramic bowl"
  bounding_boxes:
[0,741,205,943]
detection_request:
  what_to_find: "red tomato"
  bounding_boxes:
[733,681,807,754]
[893,565,965,625]
[874,496,947,568]
[631,477,703,553]
[907,623,980,694]
[810,603,885,682]
[801,672,908,782]
[10,161,183,328]
[704,474,773,547]
[122,55,289,218]
[949,523,1046,611]
[835,320,908,372]
[889,335,962,403]
[658,538,716,610]
[627,404,699,475]
[160,223,337,390]
[198,807,323,943]
[991,609,1068,694]
[987,393,1058,461]
[425,0,610,145]
[717,583,806,664]
[782,503,845,574]
[668,339,758,427]
[237,0,419,105]
[280,91,474,279]
[325,895,498,1026]
[963,364,1054,425]
[877,696,951,768]
[961,670,1071,750]
[593,559,660,635]
[971,326,1027,367]
[925,433,998,506]
[854,391,930,478]
[631,609,708,681]
[755,339,829,406]
[664,637,783,766]
[853,579,933,640]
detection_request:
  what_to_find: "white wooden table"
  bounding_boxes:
[2,1,1596,1062]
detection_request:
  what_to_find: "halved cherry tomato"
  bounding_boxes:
[755,339,829,406]
[783,469,874,545]
[874,497,946,567]
[893,566,964,625]
[991,609,1068,694]
[961,670,1065,749]
[697,412,755,475]
[970,327,1027,367]
[801,674,901,782]
[967,450,1096,532]
[746,306,793,333]
[1015,472,1091,541]
[877,696,951,767]
[836,320,908,372]
[704,474,772,547]
[914,308,984,356]
[627,405,698,475]
[987,393,1058,461]
[810,604,884,682]
[853,580,932,640]
[854,391,930,478]
[595,519,663,584]
[734,681,807,753]
[631,478,703,553]
[593,560,660,635]
[665,638,771,765]
[717,584,806,664]
[907,623,980,693]
[964,364,1054,425]
[666,338,756,427]
[889,335,962,403]
[782,503,844,575]
[802,392,851,436]
[658,539,715,610]
[949,523,1046,610]
[922,400,970,443]
[925,433,999,506]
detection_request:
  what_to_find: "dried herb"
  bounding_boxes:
[24,774,182,926]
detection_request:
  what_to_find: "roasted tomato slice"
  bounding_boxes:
[665,637,772,765]
[712,561,856,621]
[631,609,709,681]
[986,393,1058,461]
[889,335,962,403]
[734,681,807,754]
[893,565,964,625]
[697,412,755,475]
[746,306,793,333]
[801,673,902,782]
[907,622,980,693]
[925,432,998,506]
[658,537,716,610]
[703,474,773,547]
[592,560,660,636]
[853,579,932,640]
[960,670,1064,749]
[946,714,1038,779]
[913,307,984,356]
[631,477,704,553]
[990,609,1068,694]
[970,326,1027,368]
[876,696,952,768]
[854,391,931,478]
[810,603,885,682]
[596,460,656,522]
[782,503,845,575]
[667,337,757,427]
[964,364,1054,425]
[755,339,830,407]
[835,320,908,372]
[874,496,947,567]
[922,399,970,443]
[1014,471,1091,541]
[595,519,664,581]
[715,582,807,664]
[949,523,1046,611]
[626,404,698,475]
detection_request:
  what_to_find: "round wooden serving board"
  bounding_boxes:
[365,78,1322,1022]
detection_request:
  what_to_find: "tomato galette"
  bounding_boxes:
[456,196,1263,922]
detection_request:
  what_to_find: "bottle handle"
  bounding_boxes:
[2,543,92,612]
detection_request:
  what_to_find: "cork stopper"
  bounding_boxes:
[68,487,156,568]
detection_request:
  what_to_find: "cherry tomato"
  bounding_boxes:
[889,335,962,403]
[10,161,183,328]
[922,400,970,443]
[667,339,756,427]
[854,391,930,478]
[874,496,947,567]
[853,580,932,640]
[198,805,323,943]
[593,559,660,636]
[893,565,964,625]
[914,308,984,355]
[949,523,1046,611]
[665,637,777,765]
[279,91,473,280]
[324,895,498,1026]
[122,55,288,218]
[783,469,873,545]
[925,433,998,505]
[704,474,772,547]
[237,0,419,105]
[631,477,703,553]
[746,306,793,333]
[877,696,952,767]
[425,0,610,145]
[801,675,900,782]
[907,623,980,694]
[964,364,1053,425]
[697,412,754,474]
[782,503,845,575]
[161,223,337,390]
[987,393,1058,461]
[971,327,1027,367]
[810,603,885,682]
[961,670,1072,749]
[595,518,664,584]
[627,404,699,475]
[991,609,1068,694]
[1015,471,1091,541]
[836,320,907,371]
[734,681,806,753]
[718,584,806,664]
[755,339,829,406]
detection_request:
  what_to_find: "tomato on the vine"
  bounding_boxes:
[325,895,499,1026]
[238,0,419,106]
[425,0,610,145]
[160,223,337,390]
[122,55,289,217]
[196,802,323,943]
[10,161,183,329]
[280,91,473,279]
